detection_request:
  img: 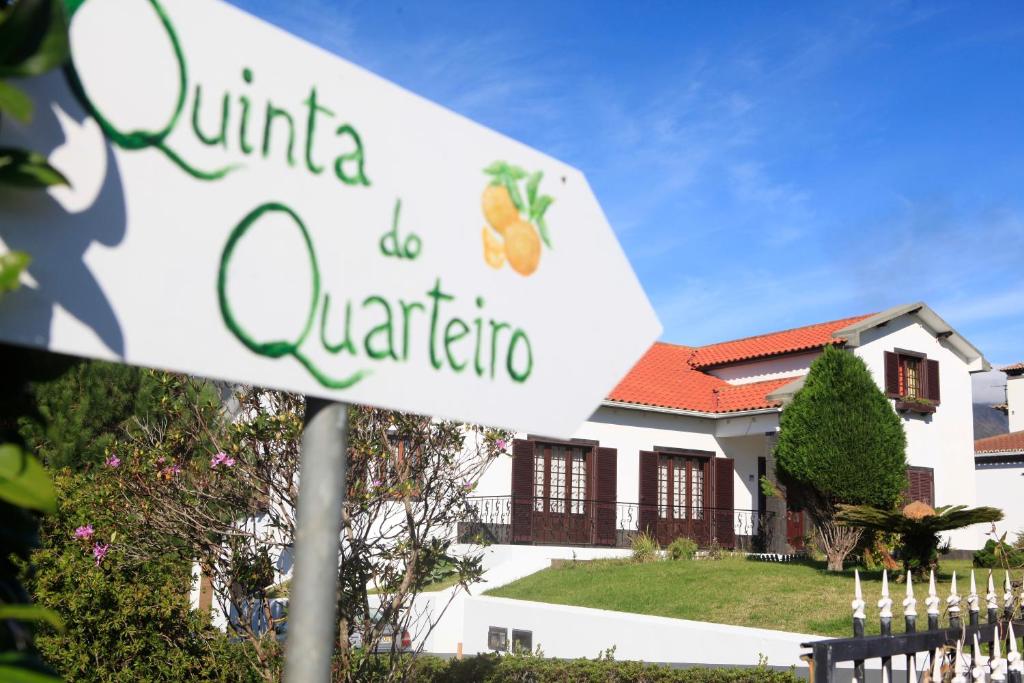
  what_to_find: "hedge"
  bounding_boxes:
[356,654,800,682]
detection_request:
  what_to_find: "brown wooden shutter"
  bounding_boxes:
[511,439,534,544]
[714,457,735,548]
[884,351,900,397]
[638,451,658,537]
[905,466,934,507]
[925,359,940,404]
[594,447,617,546]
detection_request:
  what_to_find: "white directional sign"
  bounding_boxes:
[0,0,660,437]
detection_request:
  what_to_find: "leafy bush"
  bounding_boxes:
[668,536,698,561]
[838,504,1002,579]
[631,532,661,562]
[403,655,800,682]
[28,470,261,683]
[973,539,1024,569]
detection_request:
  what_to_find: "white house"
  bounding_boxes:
[470,302,990,552]
[974,362,1024,540]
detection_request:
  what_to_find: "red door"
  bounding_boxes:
[786,508,805,550]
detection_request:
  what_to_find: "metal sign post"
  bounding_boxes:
[284,398,348,682]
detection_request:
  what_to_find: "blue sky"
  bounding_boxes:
[232,0,1024,367]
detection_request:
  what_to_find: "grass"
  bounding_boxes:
[484,555,977,637]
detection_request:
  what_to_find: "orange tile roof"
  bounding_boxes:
[689,313,875,368]
[606,312,878,414]
[608,343,723,413]
[975,431,1024,454]
[1001,362,1024,375]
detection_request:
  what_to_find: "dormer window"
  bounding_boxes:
[885,349,939,413]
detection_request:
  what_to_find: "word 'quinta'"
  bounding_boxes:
[192,68,370,187]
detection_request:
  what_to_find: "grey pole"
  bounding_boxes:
[284,397,348,683]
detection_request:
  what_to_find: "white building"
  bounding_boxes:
[974,362,1024,541]
[470,302,990,552]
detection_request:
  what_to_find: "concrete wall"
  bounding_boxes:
[975,459,1024,538]
[460,595,813,667]
[854,314,982,549]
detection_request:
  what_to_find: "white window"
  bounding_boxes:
[570,449,587,514]
[549,448,566,513]
[533,452,545,512]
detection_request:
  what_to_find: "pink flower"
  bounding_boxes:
[496,439,508,451]
[158,463,182,479]
[156,456,166,465]
[74,524,94,540]
[104,454,120,468]
[371,478,382,487]
[463,481,476,491]
[92,542,110,566]
[209,452,235,469]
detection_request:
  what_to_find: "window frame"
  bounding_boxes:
[654,450,712,521]
[886,349,940,413]
[531,442,592,516]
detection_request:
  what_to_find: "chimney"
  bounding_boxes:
[1005,363,1024,433]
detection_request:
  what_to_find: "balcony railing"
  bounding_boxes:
[458,495,774,550]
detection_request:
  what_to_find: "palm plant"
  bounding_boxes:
[836,503,1003,579]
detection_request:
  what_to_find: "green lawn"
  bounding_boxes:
[484,556,977,637]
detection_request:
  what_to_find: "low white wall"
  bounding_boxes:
[461,595,814,667]
[412,544,631,653]
[975,459,1024,539]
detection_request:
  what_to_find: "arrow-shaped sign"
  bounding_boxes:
[0,0,660,437]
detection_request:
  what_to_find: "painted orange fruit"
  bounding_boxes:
[482,226,505,269]
[504,219,541,276]
[482,185,519,234]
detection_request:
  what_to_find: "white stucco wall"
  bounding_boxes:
[1007,375,1024,433]
[854,314,982,549]
[474,405,763,514]
[706,351,817,385]
[974,459,1024,539]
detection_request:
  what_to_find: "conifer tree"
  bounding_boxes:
[775,344,907,570]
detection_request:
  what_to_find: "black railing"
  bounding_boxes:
[803,570,1024,683]
[458,495,773,550]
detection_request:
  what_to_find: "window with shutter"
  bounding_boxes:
[904,466,934,507]
[886,349,940,413]
[511,439,535,543]
[594,447,617,546]
[714,458,735,548]
[638,451,658,537]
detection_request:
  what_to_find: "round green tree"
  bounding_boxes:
[774,345,907,570]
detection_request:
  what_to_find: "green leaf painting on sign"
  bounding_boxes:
[0,443,58,514]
